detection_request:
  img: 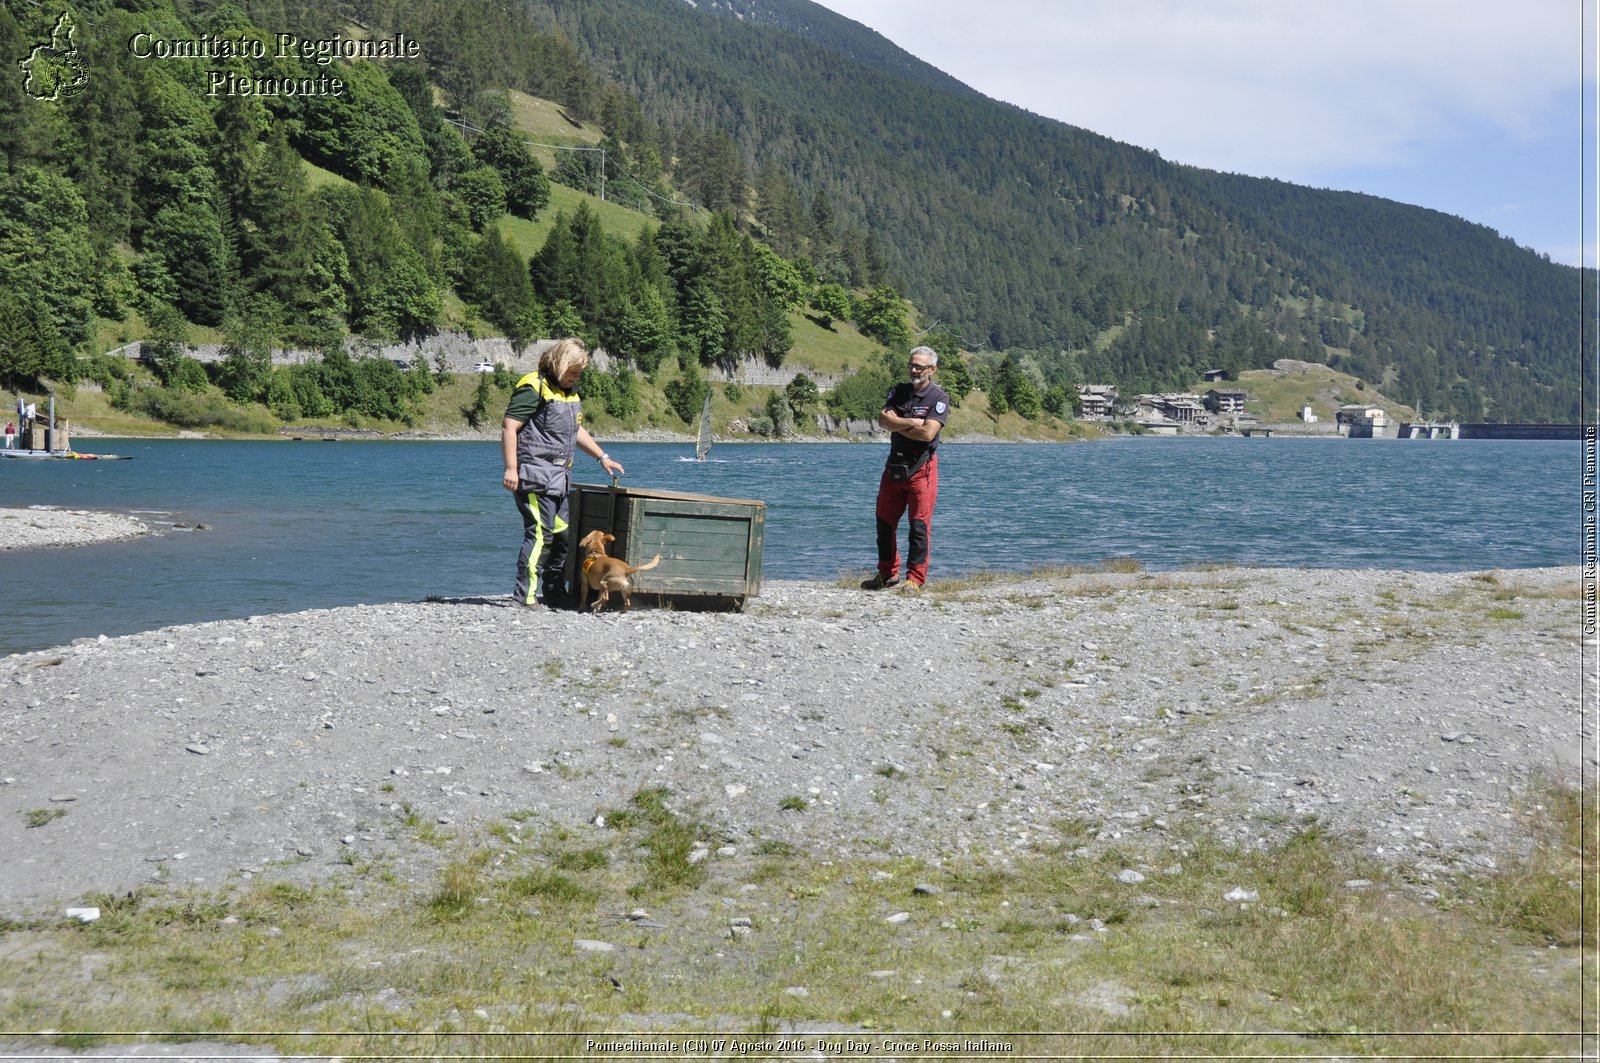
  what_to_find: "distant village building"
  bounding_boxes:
[1203,388,1248,414]
[1077,384,1118,418]
[1133,393,1208,427]
[1201,368,1229,383]
[1336,404,1386,426]
[1336,404,1390,437]
[1299,404,1319,423]
[1146,393,1204,424]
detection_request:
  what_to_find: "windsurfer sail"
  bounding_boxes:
[695,393,712,461]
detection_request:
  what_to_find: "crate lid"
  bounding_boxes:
[572,481,766,509]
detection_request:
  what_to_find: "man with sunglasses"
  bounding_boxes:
[862,345,949,591]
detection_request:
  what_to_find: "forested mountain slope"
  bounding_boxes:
[538,0,1586,421]
[0,0,831,432]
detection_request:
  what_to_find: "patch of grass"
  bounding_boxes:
[1256,822,1345,917]
[917,561,1101,595]
[302,158,354,191]
[753,839,798,857]
[1477,780,1594,946]
[1052,815,1099,842]
[504,867,595,905]
[778,795,810,813]
[498,183,657,262]
[598,788,711,895]
[412,821,452,847]
[552,846,609,872]
[426,856,487,921]
[0,782,1584,1058]
[24,808,66,828]
[484,820,521,846]
[48,1031,106,1051]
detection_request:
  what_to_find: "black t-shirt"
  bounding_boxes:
[884,381,950,460]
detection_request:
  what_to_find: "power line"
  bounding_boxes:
[609,166,707,216]
[443,114,706,216]
[444,115,606,199]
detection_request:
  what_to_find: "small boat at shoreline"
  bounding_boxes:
[0,449,132,460]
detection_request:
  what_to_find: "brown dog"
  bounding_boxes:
[577,530,661,613]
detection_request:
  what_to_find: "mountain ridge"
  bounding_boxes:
[537,0,1586,422]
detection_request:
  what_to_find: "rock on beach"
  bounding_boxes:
[0,563,1581,918]
[0,507,148,550]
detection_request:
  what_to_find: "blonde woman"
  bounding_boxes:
[500,338,626,608]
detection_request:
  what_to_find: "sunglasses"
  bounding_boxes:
[908,363,934,373]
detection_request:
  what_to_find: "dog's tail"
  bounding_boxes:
[626,553,662,575]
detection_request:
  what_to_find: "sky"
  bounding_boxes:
[810,0,1596,268]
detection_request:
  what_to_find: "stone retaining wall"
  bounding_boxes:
[105,335,844,389]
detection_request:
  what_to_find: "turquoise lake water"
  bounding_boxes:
[0,436,1579,656]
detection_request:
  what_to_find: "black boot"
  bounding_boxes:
[540,571,575,610]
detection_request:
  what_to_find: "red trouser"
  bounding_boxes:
[874,452,938,586]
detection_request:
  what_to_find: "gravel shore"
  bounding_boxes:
[0,508,149,551]
[0,516,1583,921]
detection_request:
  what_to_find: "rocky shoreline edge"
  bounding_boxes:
[0,537,1582,921]
[0,507,151,551]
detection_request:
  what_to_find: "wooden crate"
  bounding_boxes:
[565,482,765,611]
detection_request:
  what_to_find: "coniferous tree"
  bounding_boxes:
[615,285,675,374]
[678,280,727,366]
[216,296,279,404]
[696,212,759,363]
[0,5,42,173]
[322,185,440,342]
[663,359,709,423]
[0,166,96,351]
[0,287,72,388]
[143,198,235,326]
[463,226,541,352]
[242,128,349,346]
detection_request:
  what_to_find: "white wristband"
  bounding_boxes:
[598,453,610,463]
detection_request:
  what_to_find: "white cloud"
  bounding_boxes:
[840,0,1576,178]
[814,0,1590,261]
